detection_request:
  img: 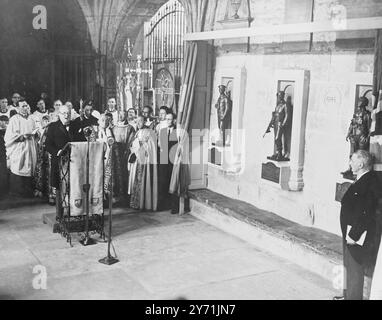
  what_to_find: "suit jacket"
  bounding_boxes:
[45,120,73,188]
[158,126,178,168]
[340,170,381,265]
[70,115,98,142]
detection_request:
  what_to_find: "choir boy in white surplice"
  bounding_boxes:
[31,99,48,129]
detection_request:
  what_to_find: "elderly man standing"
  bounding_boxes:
[334,150,381,300]
[4,99,38,197]
[45,104,73,205]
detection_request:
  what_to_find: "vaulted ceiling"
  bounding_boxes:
[76,0,218,59]
[77,0,172,58]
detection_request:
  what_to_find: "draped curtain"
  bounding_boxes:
[169,0,217,196]
[168,42,197,196]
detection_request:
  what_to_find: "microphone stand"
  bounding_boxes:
[99,136,119,265]
[80,127,96,246]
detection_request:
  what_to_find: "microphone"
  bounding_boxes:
[83,126,93,138]
[107,136,115,146]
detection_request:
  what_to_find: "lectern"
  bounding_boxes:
[55,141,105,246]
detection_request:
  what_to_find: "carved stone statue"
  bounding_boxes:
[346,96,371,153]
[342,96,372,179]
[264,91,290,161]
[215,85,232,146]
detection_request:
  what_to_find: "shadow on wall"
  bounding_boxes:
[0,0,94,106]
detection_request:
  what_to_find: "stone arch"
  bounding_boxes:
[76,0,171,59]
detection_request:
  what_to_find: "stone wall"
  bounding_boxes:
[0,0,93,104]
[207,0,380,235]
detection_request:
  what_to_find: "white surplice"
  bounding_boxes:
[31,110,48,129]
[4,114,38,177]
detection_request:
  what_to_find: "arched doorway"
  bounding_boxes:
[0,0,101,109]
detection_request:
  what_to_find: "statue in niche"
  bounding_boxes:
[263,91,291,161]
[215,84,232,147]
[341,96,372,179]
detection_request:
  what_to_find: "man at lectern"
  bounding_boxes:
[45,104,73,202]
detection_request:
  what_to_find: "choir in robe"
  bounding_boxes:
[1,94,179,216]
[4,105,38,197]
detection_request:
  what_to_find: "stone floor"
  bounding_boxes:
[0,203,337,300]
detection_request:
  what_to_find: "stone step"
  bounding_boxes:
[0,195,47,211]
[42,207,143,232]
[189,189,343,283]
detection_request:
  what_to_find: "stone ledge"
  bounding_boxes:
[189,189,343,281]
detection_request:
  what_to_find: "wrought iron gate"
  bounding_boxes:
[144,0,186,114]
[115,0,186,115]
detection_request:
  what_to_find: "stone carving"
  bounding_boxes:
[214,84,232,147]
[264,91,291,161]
[342,96,371,179]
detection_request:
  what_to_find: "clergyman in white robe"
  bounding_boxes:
[4,111,38,196]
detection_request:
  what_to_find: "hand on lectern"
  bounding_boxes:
[83,127,93,139]
[107,137,115,147]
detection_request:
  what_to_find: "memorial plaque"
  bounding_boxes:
[261,162,280,183]
[335,182,352,202]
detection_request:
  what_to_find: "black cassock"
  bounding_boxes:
[45,120,73,189]
[70,115,99,142]
[157,127,179,213]
[340,170,382,299]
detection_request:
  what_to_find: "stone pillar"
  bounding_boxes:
[287,69,310,191]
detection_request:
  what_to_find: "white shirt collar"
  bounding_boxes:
[356,170,370,181]
[60,119,68,127]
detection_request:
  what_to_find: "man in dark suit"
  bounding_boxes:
[336,150,381,300]
[45,104,73,195]
[70,101,98,142]
[158,112,179,213]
